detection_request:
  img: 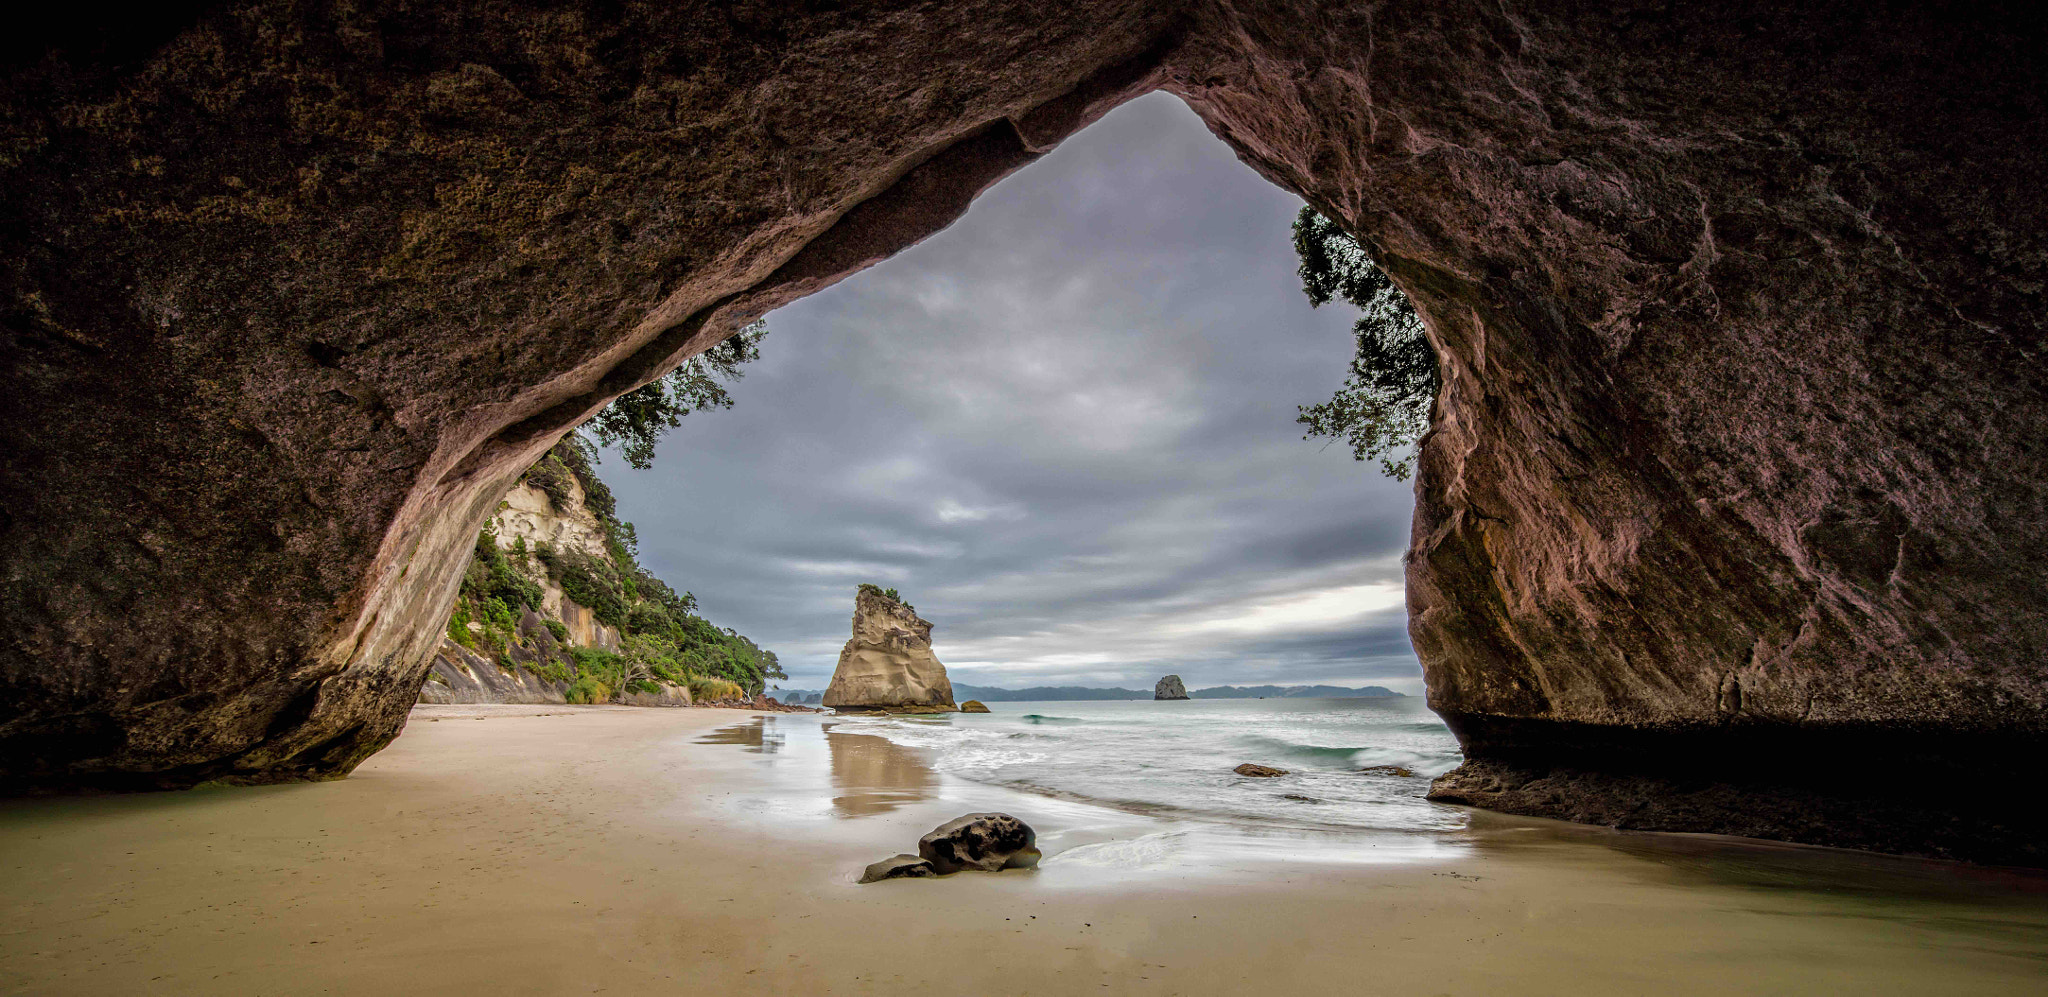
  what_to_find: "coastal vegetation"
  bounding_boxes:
[579,320,768,470]
[857,582,914,613]
[436,322,783,704]
[1291,207,1437,480]
[440,436,783,701]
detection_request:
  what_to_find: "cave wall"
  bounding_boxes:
[4,1,2044,860]
[0,0,1178,788]
[1170,3,2048,860]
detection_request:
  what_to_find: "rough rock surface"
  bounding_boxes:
[1234,763,1287,778]
[1357,765,1416,779]
[489,479,620,651]
[959,700,991,713]
[417,638,568,706]
[1154,675,1189,700]
[617,684,693,708]
[822,590,956,712]
[917,813,1041,874]
[858,854,938,884]
[1,3,2044,863]
[419,611,679,706]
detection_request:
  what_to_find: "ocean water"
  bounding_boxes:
[823,696,1466,833]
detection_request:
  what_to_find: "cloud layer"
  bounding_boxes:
[604,94,1422,693]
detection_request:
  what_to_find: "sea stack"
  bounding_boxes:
[1155,675,1190,700]
[822,586,957,712]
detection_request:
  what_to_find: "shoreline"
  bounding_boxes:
[2,705,2044,995]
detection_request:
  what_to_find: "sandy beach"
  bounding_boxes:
[3,705,2045,995]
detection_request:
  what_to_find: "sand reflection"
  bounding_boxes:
[695,717,786,754]
[824,721,938,817]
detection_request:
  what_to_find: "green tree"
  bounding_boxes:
[579,320,767,470]
[1292,207,1437,480]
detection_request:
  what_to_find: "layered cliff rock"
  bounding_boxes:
[427,441,766,707]
[823,588,957,712]
[477,477,620,654]
[1,2,2043,861]
[419,632,569,706]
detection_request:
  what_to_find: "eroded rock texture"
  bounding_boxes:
[2,3,2043,861]
[822,589,957,712]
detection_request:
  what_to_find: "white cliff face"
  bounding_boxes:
[822,590,956,710]
[486,479,619,652]
[492,479,610,560]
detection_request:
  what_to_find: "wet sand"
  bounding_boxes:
[3,705,2045,995]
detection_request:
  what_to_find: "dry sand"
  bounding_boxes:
[3,705,2045,995]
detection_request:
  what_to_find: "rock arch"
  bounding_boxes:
[3,2,2043,861]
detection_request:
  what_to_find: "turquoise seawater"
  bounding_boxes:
[824,697,1465,833]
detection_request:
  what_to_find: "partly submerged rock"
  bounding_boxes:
[918,813,1040,874]
[960,700,991,713]
[858,854,937,884]
[1358,765,1417,778]
[822,589,956,711]
[1234,763,1288,778]
[1154,675,1190,700]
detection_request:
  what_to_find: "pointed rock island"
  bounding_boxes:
[1155,675,1189,700]
[822,586,957,713]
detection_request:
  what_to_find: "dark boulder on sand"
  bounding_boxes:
[859,854,938,884]
[1235,763,1288,777]
[918,813,1041,873]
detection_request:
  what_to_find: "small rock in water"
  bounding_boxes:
[1281,793,1322,803]
[859,854,938,884]
[918,812,1041,873]
[959,700,991,713]
[1357,765,1417,778]
[1234,763,1288,777]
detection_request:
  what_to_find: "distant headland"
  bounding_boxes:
[776,682,1403,704]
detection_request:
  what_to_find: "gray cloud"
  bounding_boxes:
[603,93,1423,693]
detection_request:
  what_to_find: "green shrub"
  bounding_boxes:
[565,675,611,705]
[481,597,517,630]
[531,656,571,685]
[687,676,745,702]
[857,582,913,614]
[522,455,576,513]
[550,548,630,629]
[626,601,674,635]
[447,605,475,648]
[571,647,625,684]
[485,440,786,702]
[462,528,544,613]
[548,438,616,523]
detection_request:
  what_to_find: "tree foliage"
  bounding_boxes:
[578,320,767,470]
[451,428,785,698]
[1292,207,1438,480]
[858,582,913,615]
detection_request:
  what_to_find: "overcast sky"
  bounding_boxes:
[604,93,1421,694]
